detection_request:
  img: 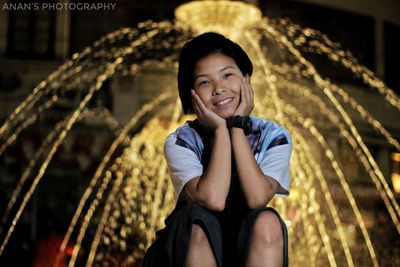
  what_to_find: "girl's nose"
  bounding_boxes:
[212,81,225,95]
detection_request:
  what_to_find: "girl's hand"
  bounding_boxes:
[192,89,226,130]
[233,75,254,116]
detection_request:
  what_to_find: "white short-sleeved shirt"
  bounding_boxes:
[164,116,292,201]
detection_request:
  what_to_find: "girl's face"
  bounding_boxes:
[192,53,244,119]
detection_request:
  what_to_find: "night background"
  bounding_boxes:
[0,0,399,266]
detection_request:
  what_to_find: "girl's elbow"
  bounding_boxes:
[247,195,272,209]
[204,197,226,211]
[188,186,226,211]
[247,200,266,209]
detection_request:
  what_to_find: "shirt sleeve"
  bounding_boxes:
[258,131,292,196]
[164,134,203,200]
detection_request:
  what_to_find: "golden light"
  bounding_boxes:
[391,152,400,194]
[392,152,400,162]
[392,173,400,194]
[175,0,262,39]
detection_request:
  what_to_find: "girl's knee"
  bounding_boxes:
[190,224,210,246]
[252,210,283,247]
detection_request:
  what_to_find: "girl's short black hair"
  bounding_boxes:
[178,32,253,114]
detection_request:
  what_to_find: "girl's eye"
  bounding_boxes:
[223,73,233,78]
[198,80,209,87]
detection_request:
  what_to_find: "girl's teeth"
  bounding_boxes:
[217,98,232,106]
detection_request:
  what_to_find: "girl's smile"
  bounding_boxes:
[215,97,234,106]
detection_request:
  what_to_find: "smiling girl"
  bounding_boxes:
[143,32,292,267]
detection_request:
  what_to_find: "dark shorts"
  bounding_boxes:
[142,202,288,267]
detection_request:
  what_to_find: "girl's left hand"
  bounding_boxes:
[233,75,254,116]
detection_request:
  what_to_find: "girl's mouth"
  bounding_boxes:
[215,97,233,106]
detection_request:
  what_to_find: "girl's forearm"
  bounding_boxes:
[187,126,232,211]
[230,128,278,209]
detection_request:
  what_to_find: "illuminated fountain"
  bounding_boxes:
[0,1,399,266]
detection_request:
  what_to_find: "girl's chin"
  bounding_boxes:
[213,101,238,118]
[216,111,236,119]
[213,104,238,118]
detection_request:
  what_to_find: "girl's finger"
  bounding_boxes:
[246,76,253,93]
[191,91,202,115]
[241,77,250,103]
[192,100,200,116]
[243,76,254,103]
[192,90,208,114]
[248,83,253,103]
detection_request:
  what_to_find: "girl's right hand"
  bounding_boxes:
[192,89,226,130]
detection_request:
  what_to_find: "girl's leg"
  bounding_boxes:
[244,210,284,267]
[185,224,217,267]
[143,203,222,267]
